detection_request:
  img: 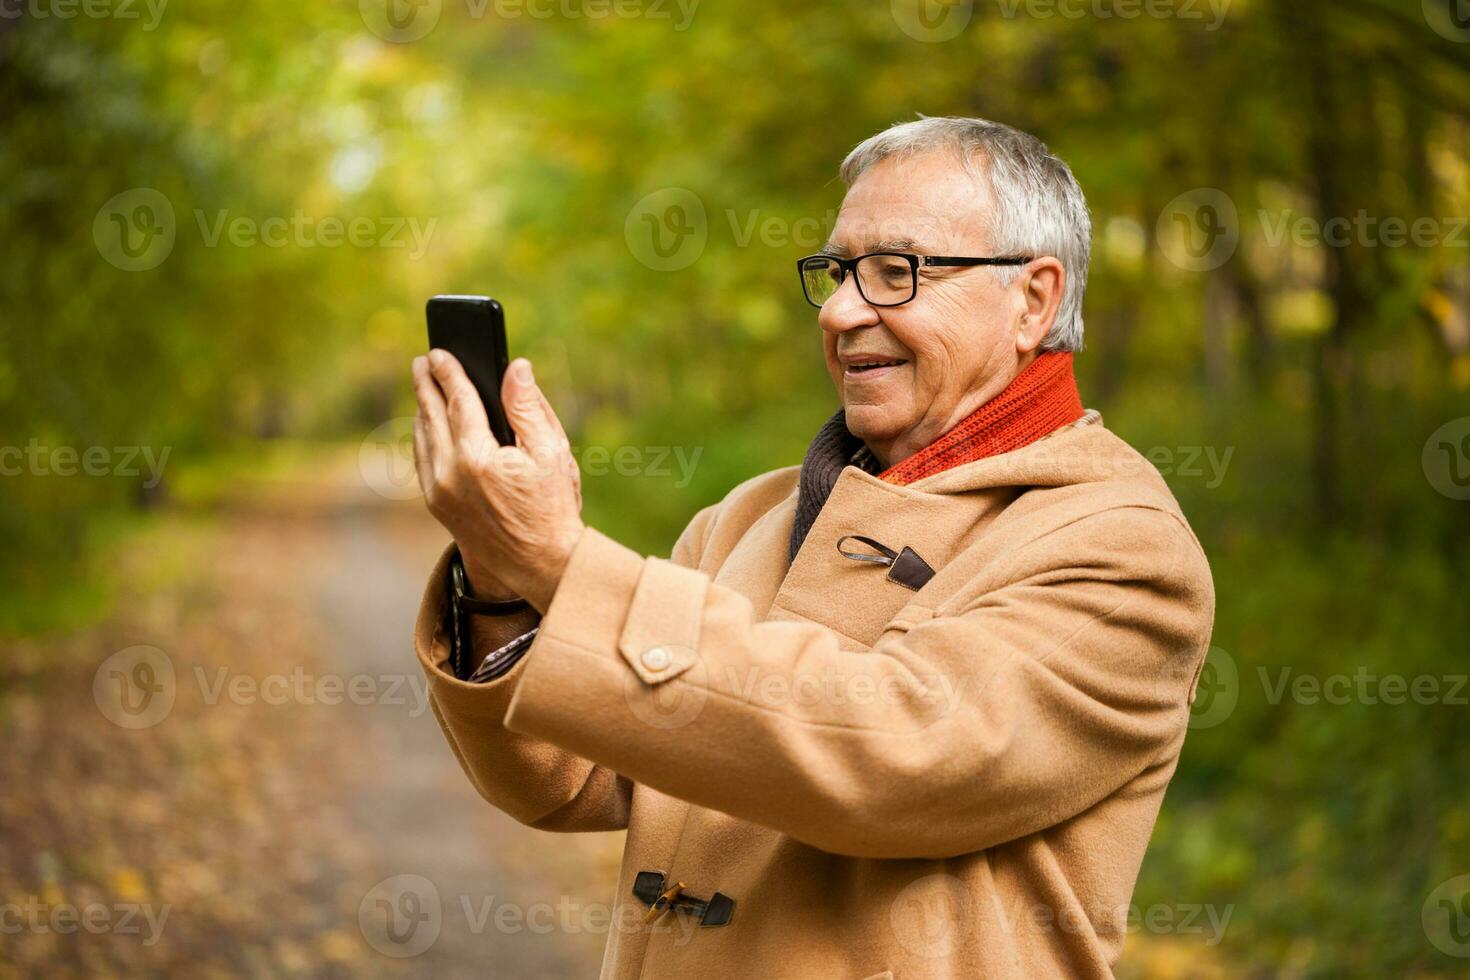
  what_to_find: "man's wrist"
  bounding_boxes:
[461,554,520,601]
[518,523,585,612]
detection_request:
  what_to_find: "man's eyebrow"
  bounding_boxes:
[820,238,927,257]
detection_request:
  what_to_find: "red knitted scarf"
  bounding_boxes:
[878,351,1084,486]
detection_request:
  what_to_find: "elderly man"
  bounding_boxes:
[409,116,1214,978]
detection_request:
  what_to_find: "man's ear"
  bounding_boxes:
[1015,257,1065,354]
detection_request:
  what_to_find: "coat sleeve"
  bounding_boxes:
[501,505,1215,858]
[412,504,722,833]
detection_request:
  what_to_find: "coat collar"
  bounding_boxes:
[778,412,1110,644]
[788,353,1084,563]
[714,411,1144,649]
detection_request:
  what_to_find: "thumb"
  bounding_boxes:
[501,358,559,453]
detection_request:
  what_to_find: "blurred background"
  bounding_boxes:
[3,0,1470,976]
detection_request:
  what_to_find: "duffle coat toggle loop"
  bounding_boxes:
[835,534,900,566]
[835,534,939,592]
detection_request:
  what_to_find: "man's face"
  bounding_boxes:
[817,150,1044,467]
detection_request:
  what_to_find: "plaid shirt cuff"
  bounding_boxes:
[467,625,541,683]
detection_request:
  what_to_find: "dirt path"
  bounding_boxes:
[0,458,622,978]
[309,484,623,978]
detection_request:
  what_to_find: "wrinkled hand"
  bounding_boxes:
[412,350,584,612]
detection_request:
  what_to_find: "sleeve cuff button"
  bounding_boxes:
[641,646,673,671]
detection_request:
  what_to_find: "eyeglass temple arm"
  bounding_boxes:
[922,256,1033,267]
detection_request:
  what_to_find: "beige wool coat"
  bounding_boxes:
[413,412,1215,979]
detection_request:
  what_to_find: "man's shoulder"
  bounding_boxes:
[1021,421,1195,517]
[690,464,800,537]
[723,464,802,509]
[985,421,1212,591]
[669,464,800,568]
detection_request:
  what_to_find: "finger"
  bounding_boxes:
[429,349,496,454]
[535,385,570,445]
[501,358,564,456]
[412,355,454,461]
[412,414,434,499]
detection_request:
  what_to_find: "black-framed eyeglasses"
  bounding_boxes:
[796,252,1033,309]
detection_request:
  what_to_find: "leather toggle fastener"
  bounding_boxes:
[835,534,936,591]
[633,870,735,927]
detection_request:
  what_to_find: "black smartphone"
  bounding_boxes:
[426,295,515,446]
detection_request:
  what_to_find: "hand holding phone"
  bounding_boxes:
[413,295,585,614]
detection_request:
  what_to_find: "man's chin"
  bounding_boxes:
[842,404,902,445]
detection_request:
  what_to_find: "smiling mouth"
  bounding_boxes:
[844,359,908,375]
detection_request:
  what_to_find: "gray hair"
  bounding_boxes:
[839,116,1091,352]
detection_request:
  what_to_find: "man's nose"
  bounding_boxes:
[817,275,881,335]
